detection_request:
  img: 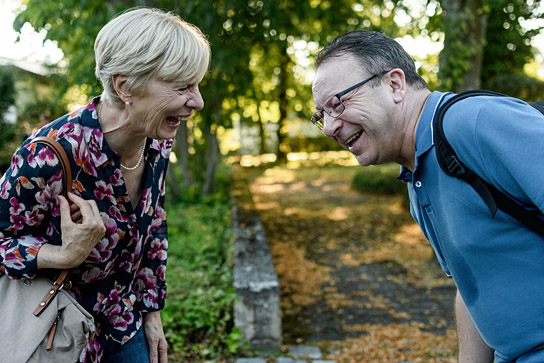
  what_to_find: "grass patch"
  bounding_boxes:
[161,175,241,361]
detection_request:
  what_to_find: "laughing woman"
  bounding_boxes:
[0,7,210,362]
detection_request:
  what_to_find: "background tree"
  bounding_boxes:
[436,0,544,96]
[18,0,544,195]
[482,0,544,101]
[438,0,488,92]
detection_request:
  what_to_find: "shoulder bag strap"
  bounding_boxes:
[30,136,73,316]
[32,136,72,196]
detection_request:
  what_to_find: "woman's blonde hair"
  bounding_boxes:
[94,7,211,107]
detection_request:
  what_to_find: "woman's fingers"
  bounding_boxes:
[58,192,106,267]
[69,200,83,223]
[67,192,103,225]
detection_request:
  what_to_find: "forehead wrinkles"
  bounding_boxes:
[313,67,340,107]
[314,58,365,102]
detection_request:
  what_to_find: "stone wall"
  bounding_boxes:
[230,165,282,351]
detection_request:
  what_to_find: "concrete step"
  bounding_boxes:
[235,345,338,363]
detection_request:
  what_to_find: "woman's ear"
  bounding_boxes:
[112,75,132,104]
[387,68,406,103]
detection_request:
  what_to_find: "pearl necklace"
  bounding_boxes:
[97,103,147,171]
[121,139,146,171]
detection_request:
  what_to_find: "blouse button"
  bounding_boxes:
[415,181,422,188]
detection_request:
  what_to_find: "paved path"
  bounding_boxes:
[243,163,458,361]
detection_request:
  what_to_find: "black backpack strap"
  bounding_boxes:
[433,90,544,237]
[530,101,544,114]
[433,90,505,216]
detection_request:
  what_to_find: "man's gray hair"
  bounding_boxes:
[315,30,428,89]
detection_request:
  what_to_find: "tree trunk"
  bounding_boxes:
[202,101,222,195]
[202,130,219,195]
[276,42,289,163]
[439,0,489,92]
[167,166,182,197]
[175,121,192,189]
[257,101,266,155]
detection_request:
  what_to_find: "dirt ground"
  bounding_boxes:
[243,160,459,362]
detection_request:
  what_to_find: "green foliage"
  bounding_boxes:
[13,0,110,94]
[8,66,71,170]
[161,168,238,361]
[351,163,406,195]
[434,0,544,93]
[482,0,543,86]
[436,0,488,91]
[0,67,16,116]
[282,136,343,153]
[12,0,406,183]
[485,73,544,102]
[0,66,17,172]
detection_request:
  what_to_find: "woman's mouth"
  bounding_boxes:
[166,116,184,127]
[346,131,363,149]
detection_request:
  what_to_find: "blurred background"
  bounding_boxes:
[1,0,543,191]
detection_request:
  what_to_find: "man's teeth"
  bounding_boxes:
[346,131,362,148]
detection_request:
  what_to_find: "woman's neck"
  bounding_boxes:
[97,101,147,163]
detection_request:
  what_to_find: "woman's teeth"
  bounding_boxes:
[346,131,362,148]
[167,116,183,125]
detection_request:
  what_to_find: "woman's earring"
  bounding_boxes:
[125,101,130,105]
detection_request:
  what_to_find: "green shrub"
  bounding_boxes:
[162,171,240,361]
[282,136,343,153]
[485,73,544,102]
[351,163,406,195]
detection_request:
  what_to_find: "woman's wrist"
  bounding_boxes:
[36,243,76,269]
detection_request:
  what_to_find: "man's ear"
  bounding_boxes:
[112,74,132,103]
[387,68,406,103]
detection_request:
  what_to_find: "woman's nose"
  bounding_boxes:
[189,86,204,111]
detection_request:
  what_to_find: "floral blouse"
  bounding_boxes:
[0,98,170,362]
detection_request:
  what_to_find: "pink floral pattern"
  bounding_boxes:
[0,98,170,361]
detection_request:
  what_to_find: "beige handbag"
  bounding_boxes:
[0,137,95,362]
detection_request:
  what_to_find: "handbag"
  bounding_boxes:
[0,137,95,363]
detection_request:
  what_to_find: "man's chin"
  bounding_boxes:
[355,154,373,167]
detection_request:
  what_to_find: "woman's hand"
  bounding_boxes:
[37,192,106,269]
[143,311,168,363]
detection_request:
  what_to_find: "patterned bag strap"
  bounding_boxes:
[30,137,73,317]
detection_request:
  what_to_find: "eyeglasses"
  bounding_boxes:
[310,70,390,130]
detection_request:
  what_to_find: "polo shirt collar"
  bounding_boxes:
[415,91,447,159]
[398,91,447,181]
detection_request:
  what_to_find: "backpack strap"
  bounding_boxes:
[433,90,544,237]
[530,101,544,114]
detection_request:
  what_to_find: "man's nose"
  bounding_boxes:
[322,113,342,138]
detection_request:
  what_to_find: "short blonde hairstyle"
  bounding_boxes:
[94,7,211,107]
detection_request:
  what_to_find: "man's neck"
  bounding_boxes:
[399,89,432,171]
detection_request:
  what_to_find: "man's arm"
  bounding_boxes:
[456,289,495,362]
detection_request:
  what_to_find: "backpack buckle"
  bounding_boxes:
[446,155,466,177]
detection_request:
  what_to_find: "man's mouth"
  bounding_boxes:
[346,131,362,149]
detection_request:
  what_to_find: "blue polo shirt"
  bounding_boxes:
[400,91,544,361]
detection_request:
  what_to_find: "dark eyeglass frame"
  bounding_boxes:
[310,70,390,130]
